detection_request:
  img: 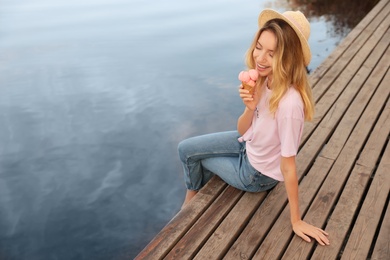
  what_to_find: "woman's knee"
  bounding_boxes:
[177,138,192,162]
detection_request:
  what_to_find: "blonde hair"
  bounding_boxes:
[245,19,315,121]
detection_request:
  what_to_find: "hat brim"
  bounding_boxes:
[258,9,311,66]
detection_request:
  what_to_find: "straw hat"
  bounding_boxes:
[258,9,311,66]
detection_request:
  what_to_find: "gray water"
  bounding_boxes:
[0,0,375,259]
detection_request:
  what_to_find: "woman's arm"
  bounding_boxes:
[237,107,255,135]
[237,84,260,135]
[280,156,330,246]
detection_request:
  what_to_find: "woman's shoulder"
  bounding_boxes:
[278,86,304,117]
[281,86,303,106]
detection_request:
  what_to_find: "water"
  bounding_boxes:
[0,0,376,259]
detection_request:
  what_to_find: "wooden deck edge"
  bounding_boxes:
[301,3,390,145]
[192,191,268,259]
[311,2,389,104]
[309,0,388,88]
[134,176,227,259]
[165,186,244,259]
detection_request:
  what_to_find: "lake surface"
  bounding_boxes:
[0,0,376,259]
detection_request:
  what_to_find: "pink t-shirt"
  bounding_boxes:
[239,83,304,181]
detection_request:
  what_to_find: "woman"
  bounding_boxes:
[178,9,330,246]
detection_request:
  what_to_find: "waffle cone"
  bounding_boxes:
[242,82,255,95]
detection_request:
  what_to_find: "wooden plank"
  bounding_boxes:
[193,191,267,259]
[298,32,390,177]
[281,70,390,259]
[370,203,390,260]
[222,182,288,259]
[311,98,390,259]
[301,5,390,144]
[310,1,390,103]
[165,185,243,259]
[320,34,390,160]
[134,176,226,260]
[340,141,390,260]
[309,0,389,89]
[249,157,334,260]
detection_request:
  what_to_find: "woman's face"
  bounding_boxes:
[253,30,276,79]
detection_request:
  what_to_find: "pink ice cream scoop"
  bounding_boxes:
[238,69,259,94]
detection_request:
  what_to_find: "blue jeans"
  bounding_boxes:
[178,131,278,192]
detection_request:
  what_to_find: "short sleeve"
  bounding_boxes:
[277,89,305,157]
[278,116,304,157]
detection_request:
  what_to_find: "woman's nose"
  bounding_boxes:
[257,51,266,62]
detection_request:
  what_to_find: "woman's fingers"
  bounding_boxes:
[293,221,330,246]
[310,228,329,246]
[299,232,312,243]
[239,89,254,101]
[315,228,330,245]
[317,228,329,236]
[317,232,330,245]
[238,88,249,94]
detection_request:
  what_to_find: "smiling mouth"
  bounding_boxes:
[257,64,270,70]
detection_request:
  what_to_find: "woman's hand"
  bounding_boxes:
[238,84,260,111]
[280,157,328,245]
[292,220,330,246]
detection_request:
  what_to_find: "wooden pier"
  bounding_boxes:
[136,0,390,258]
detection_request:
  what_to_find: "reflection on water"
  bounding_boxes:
[289,0,380,37]
[0,0,378,259]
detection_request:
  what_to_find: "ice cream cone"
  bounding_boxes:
[242,81,255,95]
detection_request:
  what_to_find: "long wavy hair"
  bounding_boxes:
[245,19,315,121]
